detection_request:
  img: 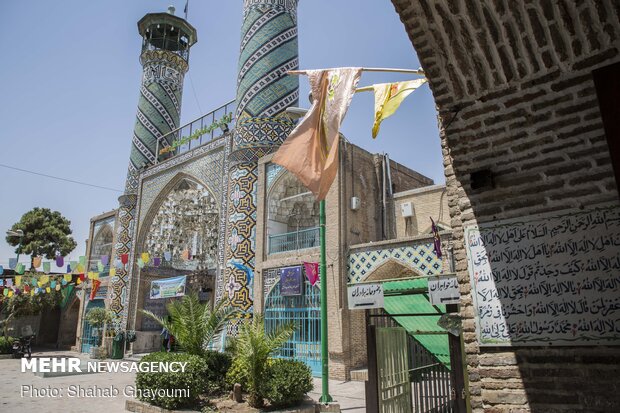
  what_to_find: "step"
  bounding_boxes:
[350,368,368,382]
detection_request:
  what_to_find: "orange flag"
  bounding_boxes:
[272,68,362,200]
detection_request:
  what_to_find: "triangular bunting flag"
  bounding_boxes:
[33,256,42,268]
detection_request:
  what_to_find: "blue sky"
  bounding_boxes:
[0,0,443,267]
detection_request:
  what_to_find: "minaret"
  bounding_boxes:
[221,0,299,326]
[110,6,197,328]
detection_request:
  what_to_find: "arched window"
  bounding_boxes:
[266,170,319,254]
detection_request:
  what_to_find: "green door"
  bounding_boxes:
[377,327,412,413]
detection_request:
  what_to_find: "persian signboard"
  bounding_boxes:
[280,266,303,296]
[465,206,620,346]
[348,283,384,309]
[149,275,187,299]
[428,275,460,305]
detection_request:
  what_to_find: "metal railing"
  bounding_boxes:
[155,99,236,164]
[268,227,320,254]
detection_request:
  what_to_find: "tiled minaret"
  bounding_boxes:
[220,0,299,330]
[110,8,197,328]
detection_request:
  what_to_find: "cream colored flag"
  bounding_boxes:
[273,68,362,200]
[372,78,427,138]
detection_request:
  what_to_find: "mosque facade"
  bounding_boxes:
[76,0,451,380]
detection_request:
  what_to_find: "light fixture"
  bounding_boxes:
[285,107,308,120]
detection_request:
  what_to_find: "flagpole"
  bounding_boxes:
[288,67,425,76]
[319,199,333,403]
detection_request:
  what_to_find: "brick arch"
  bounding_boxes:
[390,1,620,411]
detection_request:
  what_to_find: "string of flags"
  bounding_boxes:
[1,248,196,300]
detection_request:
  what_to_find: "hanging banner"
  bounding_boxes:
[347,283,384,309]
[280,266,303,296]
[9,258,17,270]
[33,257,42,268]
[100,255,109,266]
[56,256,64,267]
[303,262,319,286]
[149,275,187,299]
[428,275,460,305]
[164,251,172,262]
[90,280,102,300]
[43,262,51,274]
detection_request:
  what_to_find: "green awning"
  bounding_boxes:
[383,279,451,367]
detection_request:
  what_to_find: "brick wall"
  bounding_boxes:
[391,0,620,411]
[393,184,449,237]
[255,142,434,379]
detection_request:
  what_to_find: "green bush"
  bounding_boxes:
[265,359,314,407]
[203,350,232,395]
[0,336,15,354]
[135,352,207,409]
[225,356,249,390]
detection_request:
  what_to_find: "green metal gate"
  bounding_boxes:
[376,327,412,413]
[264,268,321,376]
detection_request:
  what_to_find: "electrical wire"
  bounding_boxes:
[0,163,122,193]
[188,72,203,115]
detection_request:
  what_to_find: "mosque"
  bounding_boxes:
[75,0,452,381]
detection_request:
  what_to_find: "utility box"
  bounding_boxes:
[351,196,360,210]
[401,202,414,217]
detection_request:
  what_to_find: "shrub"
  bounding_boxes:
[0,336,15,354]
[265,359,313,407]
[135,352,207,409]
[141,294,239,357]
[225,356,250,390]
[203,350,232,395]
[231,315,295,407]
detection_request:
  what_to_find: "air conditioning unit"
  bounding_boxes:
[401,202,413,217]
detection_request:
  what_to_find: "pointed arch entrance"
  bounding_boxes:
[132,174,220,335]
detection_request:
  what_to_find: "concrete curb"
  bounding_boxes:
[125,399,339,413]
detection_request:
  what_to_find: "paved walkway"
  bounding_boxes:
[0,350,366,412]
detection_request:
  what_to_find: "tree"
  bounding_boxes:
[0,281,63,337]
[231,315,295,407]
[141,293,239,357]
[5,208,77,266]
[84,307,113,346]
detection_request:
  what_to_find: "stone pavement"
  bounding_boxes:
[308,379,366,412]
[0,351,367,412]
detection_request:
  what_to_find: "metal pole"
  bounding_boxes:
[319,199,333,403]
